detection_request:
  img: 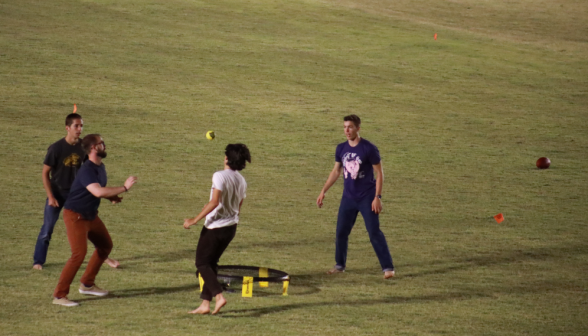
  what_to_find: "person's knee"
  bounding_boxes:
[97,244,112,259]
[371,226,385,234]
[37,231,53,241]
[196,264,212,271]
[366,224,384,239]
[336,229,351,240]
[69,251,87,266]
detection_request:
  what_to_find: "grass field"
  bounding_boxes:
[1,0,587,335]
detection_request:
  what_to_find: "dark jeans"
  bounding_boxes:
[33,191,68,266]
[195,225,237,301]
[335,195,394,272]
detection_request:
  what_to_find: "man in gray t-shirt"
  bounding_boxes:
[33,113,85,269]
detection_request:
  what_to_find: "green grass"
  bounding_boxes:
[1,0,587,335]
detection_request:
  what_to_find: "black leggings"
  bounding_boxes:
[195,225,237,301]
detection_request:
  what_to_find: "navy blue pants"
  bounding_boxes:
[335,195,394,272]
[33,192,67,266]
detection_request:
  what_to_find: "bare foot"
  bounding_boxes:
[104,258,120,268]
[211,295,227,315]
[32,264,43,270]
[384,270,395,279]
[188,306,210,315]
[189,301,210,315]
[326,267,344,275]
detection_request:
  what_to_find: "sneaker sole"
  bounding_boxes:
[53,301,79,307]
[79,289,109,296]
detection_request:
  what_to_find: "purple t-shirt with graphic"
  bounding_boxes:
[335,138,381,201]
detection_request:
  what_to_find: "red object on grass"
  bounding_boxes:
[536,157,550,169]
[494,213,504,223]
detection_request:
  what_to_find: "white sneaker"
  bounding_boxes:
[53,297,79,307]
[79,284,109,296]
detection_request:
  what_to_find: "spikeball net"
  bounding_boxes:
[197,265,290,297]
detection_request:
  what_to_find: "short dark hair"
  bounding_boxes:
[82,134,101,154]
[343,114,361,127]
[65,113,82,126]
[225,144,251,171]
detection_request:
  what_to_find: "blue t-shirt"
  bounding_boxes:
[64,160,107,220]
[335,138,381,201]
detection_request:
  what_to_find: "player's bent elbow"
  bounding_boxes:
[86,184,105,198]
[93,190,106,198]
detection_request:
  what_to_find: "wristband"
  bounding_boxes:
[377,195,381,199]
[123,186,128,192]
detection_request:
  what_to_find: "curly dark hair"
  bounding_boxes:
[225,144,251,171]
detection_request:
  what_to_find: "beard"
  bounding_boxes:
[97,151,107,158]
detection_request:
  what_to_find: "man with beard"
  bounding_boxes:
[316,115,395,279]
[33,115,120,270]
[52,134,137,306]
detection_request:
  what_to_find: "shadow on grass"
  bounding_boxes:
[39,249,195,270]
[77,284,200,302]
[398,244,588,279]
[115,249,195,264]
[219,292,488,318]
[76,272,323,302]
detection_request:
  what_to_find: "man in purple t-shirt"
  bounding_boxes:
[317,115,394,279]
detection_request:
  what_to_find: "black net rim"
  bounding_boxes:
[197,265,290,283]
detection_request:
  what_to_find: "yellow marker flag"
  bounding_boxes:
[282,280,289,296]
[242,276,253,297]
[198,273,204,292]
[259,267,269,288]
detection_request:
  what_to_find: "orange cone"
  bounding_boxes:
[494,213,504,223]
[434,33,437,40]
[73,104,77,113]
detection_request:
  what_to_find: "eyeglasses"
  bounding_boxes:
[96,141,105,148]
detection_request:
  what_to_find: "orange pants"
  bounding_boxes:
[53,209,112,298]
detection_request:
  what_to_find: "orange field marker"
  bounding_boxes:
[494,213,504,223]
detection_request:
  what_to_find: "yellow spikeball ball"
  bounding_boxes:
[206,131,215,140]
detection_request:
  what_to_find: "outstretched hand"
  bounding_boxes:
[124,176,138,191]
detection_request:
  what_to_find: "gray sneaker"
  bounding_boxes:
[53,297,79,307]
[79,284,109,296]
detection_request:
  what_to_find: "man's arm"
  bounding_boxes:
[42,164,59,207]
[85,176,137,198]
[317,162,343,208]
[183,189,222,229]
[372,162,383,214]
